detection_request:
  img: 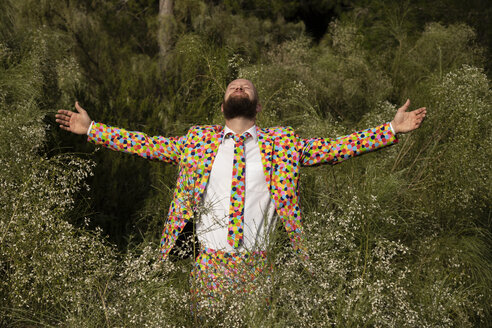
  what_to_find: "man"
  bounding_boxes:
[56,78,426,303]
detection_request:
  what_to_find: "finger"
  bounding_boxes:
[75,101,86,113]
[59,125,71,131]
[55,117,70,125]
[57,109,73,116]
[56,118,70,126]
[55,114,71,121]
[398,99,410,112]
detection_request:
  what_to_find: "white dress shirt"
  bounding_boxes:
[196,125,277,252]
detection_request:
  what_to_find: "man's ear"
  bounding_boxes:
[221,102,224,113]
[256,103,262,114]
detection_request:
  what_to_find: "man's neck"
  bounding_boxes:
[224,117,256,135]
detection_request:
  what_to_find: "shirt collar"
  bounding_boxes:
[222,124,258,143]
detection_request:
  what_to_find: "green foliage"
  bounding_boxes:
[0,0,490,326]
[426,66,490,219]
[0,21,107,326]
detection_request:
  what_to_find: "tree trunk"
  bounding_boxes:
[158,0,174,61]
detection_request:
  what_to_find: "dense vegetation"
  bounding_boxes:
[0,0,490,327]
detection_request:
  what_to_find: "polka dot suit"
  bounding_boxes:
[87,122,398,263]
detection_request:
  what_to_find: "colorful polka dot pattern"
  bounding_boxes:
[87,122,398,263]
[300,124,397,166]
[87,122,186,164]
[190,247,269,303]
[226,132,251,248]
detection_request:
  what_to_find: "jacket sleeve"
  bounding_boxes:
[299,122,398,166]
[87,122,186,165]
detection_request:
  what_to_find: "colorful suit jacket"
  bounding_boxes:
[88,122,397,261]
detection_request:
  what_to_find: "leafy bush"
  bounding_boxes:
[0,0,490,327]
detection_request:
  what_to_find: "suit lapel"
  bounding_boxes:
[256,127,273,188]
[194,127,223,201]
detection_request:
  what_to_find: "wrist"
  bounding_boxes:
[390,120,399,134]
[86,121,94,135]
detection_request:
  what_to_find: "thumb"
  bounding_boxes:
[75,101,86,114]
[398,99,410,112]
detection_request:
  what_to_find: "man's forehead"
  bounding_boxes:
[227,79,254,87]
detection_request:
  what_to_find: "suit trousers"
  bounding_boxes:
[190,247,271,307]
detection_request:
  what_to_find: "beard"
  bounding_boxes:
[222,94,257,120]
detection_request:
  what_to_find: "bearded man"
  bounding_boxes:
[56,78,426,304]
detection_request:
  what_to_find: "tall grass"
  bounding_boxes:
[0,1,490,326]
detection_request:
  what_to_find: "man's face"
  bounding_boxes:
[222,79,260,120]
[224,79,257,103]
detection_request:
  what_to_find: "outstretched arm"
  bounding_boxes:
[56,102,185,165]
[300,123,396,166]
[299,99,426,166]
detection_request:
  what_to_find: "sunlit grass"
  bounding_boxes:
[0,3,490,325]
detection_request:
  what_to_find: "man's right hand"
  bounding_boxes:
[56,102,92,135]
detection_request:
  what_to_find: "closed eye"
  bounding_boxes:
[229,85,250,89]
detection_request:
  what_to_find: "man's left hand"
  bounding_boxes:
[391,99,427,134]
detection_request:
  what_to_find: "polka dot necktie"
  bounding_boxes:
[227,132,251,248]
